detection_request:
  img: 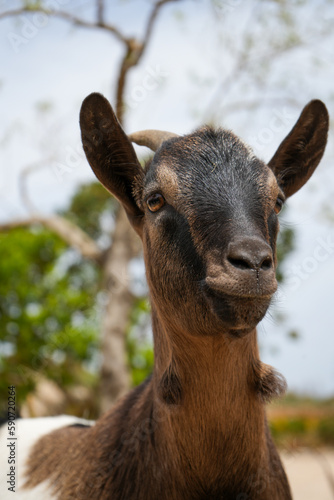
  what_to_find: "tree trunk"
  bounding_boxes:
[99,205,141,414]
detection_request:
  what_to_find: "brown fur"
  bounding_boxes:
[25,331,289,499]
[24,94,329,499]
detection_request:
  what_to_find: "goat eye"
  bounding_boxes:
[274,197,284,214]
[147,193,165,212]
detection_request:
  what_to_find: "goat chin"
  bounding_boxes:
[204,287,272,332]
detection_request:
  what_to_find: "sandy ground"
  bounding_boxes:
[281,449,334,500]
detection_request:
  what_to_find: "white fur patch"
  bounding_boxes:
[0,415,94,499]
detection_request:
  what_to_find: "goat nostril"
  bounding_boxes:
[227,241,273,272]
[227,257,252,270]
[260,257,272,271]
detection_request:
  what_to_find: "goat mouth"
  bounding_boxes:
[203,277,277,300]
[203,286,272,331]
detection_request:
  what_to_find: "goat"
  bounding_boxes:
[0,93,328,499]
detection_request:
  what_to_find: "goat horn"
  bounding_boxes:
[128,130,179,152]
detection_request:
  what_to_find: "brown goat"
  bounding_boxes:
[0,94,328,499]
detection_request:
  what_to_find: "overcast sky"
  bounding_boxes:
[0,0,333,396]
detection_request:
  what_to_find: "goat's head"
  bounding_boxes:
[80,94,328,337]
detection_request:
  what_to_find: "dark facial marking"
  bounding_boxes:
[144,206,205,303]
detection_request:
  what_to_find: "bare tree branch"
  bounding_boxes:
[18,158,53,214]
[115,0,180,122]
[0,7,128,44]
[0,158,103,261]
[97,0,105,26]
[141,0,179,58]
[0,1,179,124]
[202,5,311,124]
[42,215,103,261]
[0,215,103,261]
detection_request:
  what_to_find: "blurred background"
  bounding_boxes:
[0,1,333,494]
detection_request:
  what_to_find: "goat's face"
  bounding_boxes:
[139,129,280,335]
[80,94,328,336]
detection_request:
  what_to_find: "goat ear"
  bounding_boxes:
[268,100,329,198]
[80,93,144,227]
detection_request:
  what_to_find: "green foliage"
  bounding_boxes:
[0,226,100,414]
[126,298,153,387]
[0,181,152,416]
[269,395,334,447]
[276,224,295,283]
[23,0,43,10]
[270,413,334,447]
[318,417,334,445]
[273,218,299,340]
[270,417,306,438]
[287,330,300,341]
